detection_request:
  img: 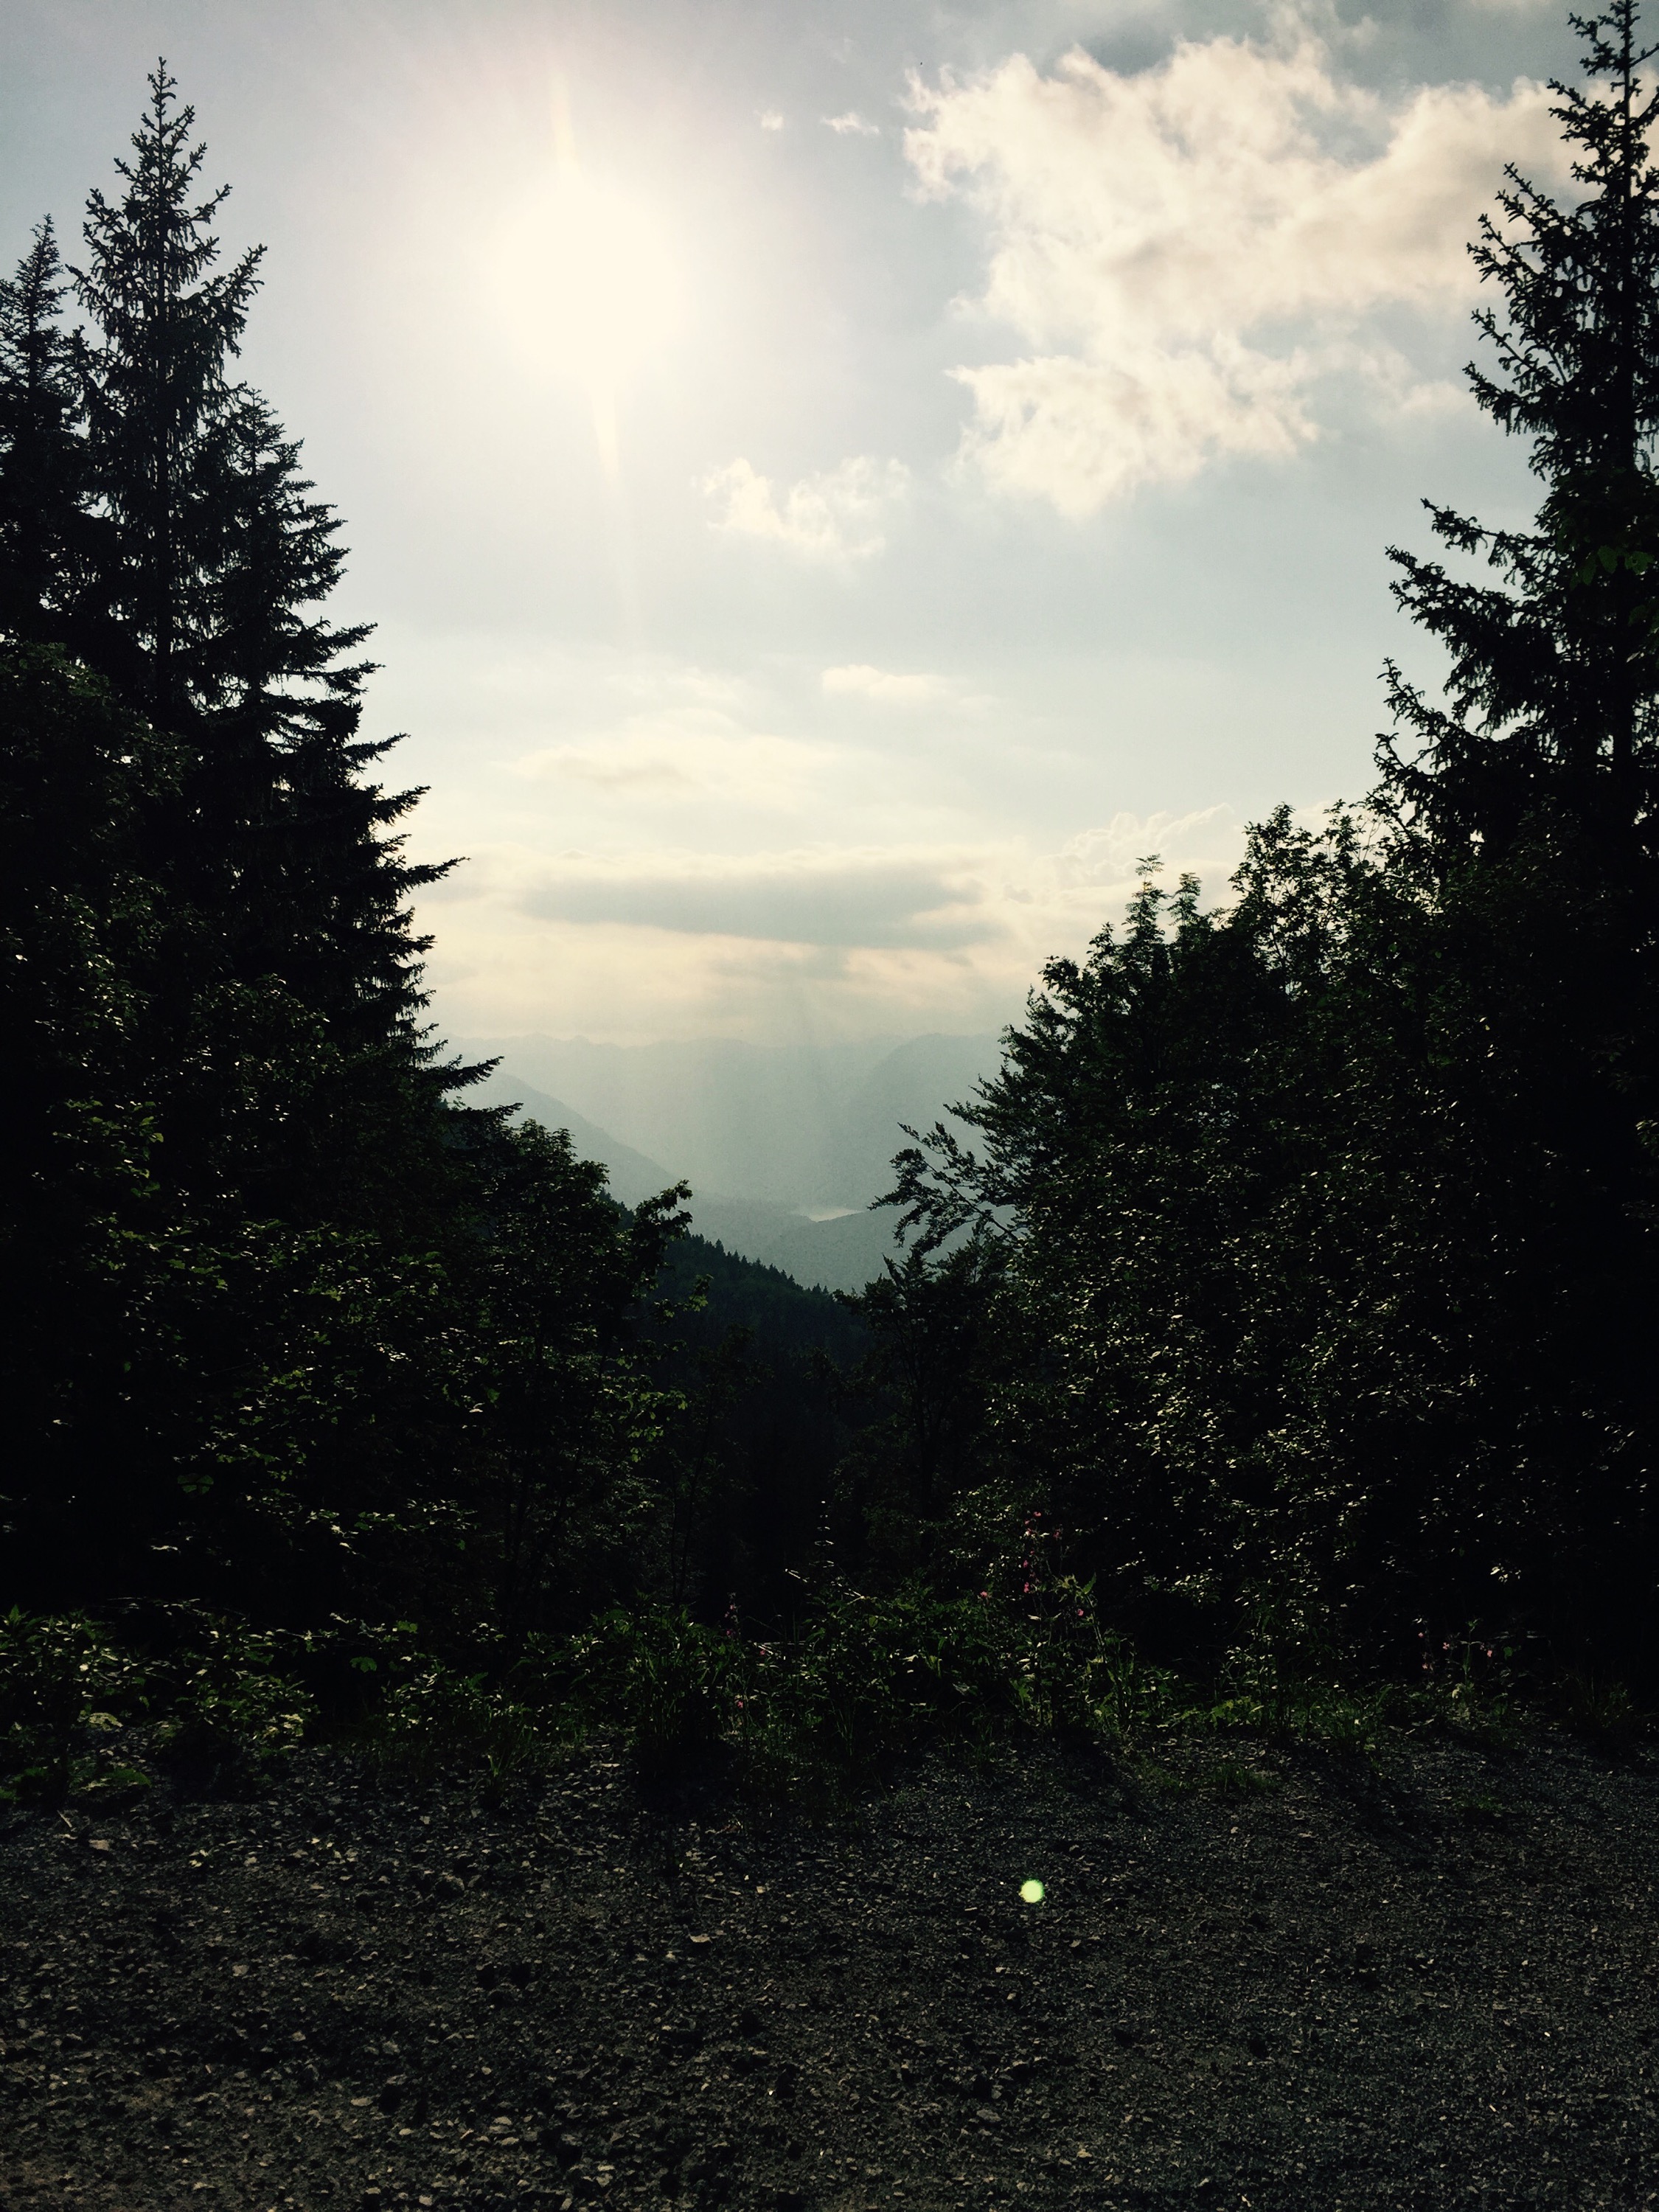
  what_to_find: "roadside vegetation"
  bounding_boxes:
[5,10,1659,1815]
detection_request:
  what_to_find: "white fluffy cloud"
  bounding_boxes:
[824,110,880,136]
[703,455,910,559]
[905,35,1562,511]
[1047,806,1245,903]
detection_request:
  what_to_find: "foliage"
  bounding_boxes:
[365,1660,555,1790]
[150,1616,316,1775]
[0,1604,315,1803]
[570,1606,745,1779]
[8,21,1659,1818]
[877,6,1659,1684]
[0,1609,153,1803]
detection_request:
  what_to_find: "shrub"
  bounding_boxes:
[570,1606,742,1779]
[153,1618,316,1778]
[365,1660,553,1787]
[0,1609,151,1802]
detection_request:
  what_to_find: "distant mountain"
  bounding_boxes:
[463,1033,995,1295]
[466,1071,680,1210]
[459,1031,1004,1213]
[689,1200,904,1298]
[757,1206,905,1296]
[815,1031,1003,1206]
[657,1231,869,1367]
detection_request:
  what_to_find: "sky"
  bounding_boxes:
[1,0,1582,1046]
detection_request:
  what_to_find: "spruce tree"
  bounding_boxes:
[0,221,84,642]
[0,68,488,1609]
[1385,0,1659,867]
[72,63,262,722]
[61,65,466,1222]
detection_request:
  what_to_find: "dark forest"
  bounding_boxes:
[4,0,1659,1858]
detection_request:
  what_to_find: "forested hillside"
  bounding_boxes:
[4,4,1659,1812]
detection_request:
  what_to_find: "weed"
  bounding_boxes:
[154,1620,316,1780]
[1455,1792,1505,1823]
[1560,1671,1644,1749]
[1203,1676,1393,1757]
[1208,1759,1283,1798]
[365,1663,560,1788]
[0,1610,153,1803]
[570,1606,742,1780]
[0,1607,321,1802]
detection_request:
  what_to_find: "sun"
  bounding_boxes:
[502,170,684,389]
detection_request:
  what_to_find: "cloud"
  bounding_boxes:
[1051,807,1242,891]
[758,109,785,131]
[824,111,880,136]
[419,812,1265,1044]
[821,663,951,703]
[703,455,909,560]
[505,847,995,950]
[904,35,1562,511]
[512,725,832,811]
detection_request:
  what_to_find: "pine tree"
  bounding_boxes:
[0,220,84,641]
[0,66,703,1647]
[63,65,470,1221]
[1384,0,1659,869]
[72,63,262,722]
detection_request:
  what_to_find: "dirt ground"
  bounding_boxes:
[4,1724,1658,2212]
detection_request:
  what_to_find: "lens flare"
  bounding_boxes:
[1020,1878,1045,1905]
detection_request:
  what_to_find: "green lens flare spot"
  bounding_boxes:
[1020,1878,1045,1905]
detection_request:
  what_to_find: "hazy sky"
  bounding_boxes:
[2,0,1579,1044]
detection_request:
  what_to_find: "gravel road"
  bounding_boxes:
[3,1727,1656,2211]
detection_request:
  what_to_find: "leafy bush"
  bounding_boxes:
[363,1660,553,1787]
[152,1618,316,1777]
[0,1609,152,1802]
[0,1607,314,1801]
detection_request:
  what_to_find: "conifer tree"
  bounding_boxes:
[0,220,83,641]
[62,65,466,1220]
[72,64,262,721]
[1385,0,1659,870]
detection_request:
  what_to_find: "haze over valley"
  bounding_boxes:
[467,1029,1002,1288]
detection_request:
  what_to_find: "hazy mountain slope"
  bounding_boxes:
[814,1030,1004,1206]
[459,1035,895,1207]
[658,1230,869,1366]
[460,1032,1002,1213]
[465,1069,681,1211]
[759,1206,904,1295]
[467,1068,901,1293]
[465,1034,993,1292]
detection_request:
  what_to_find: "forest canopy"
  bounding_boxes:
[4,10,1659,1797]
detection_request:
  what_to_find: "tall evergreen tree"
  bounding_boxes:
[72,64,261,722]
[0,220,83,642]
[1385,0,1659,866]
[59,64,467,1222]
[0,68,501,1613]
